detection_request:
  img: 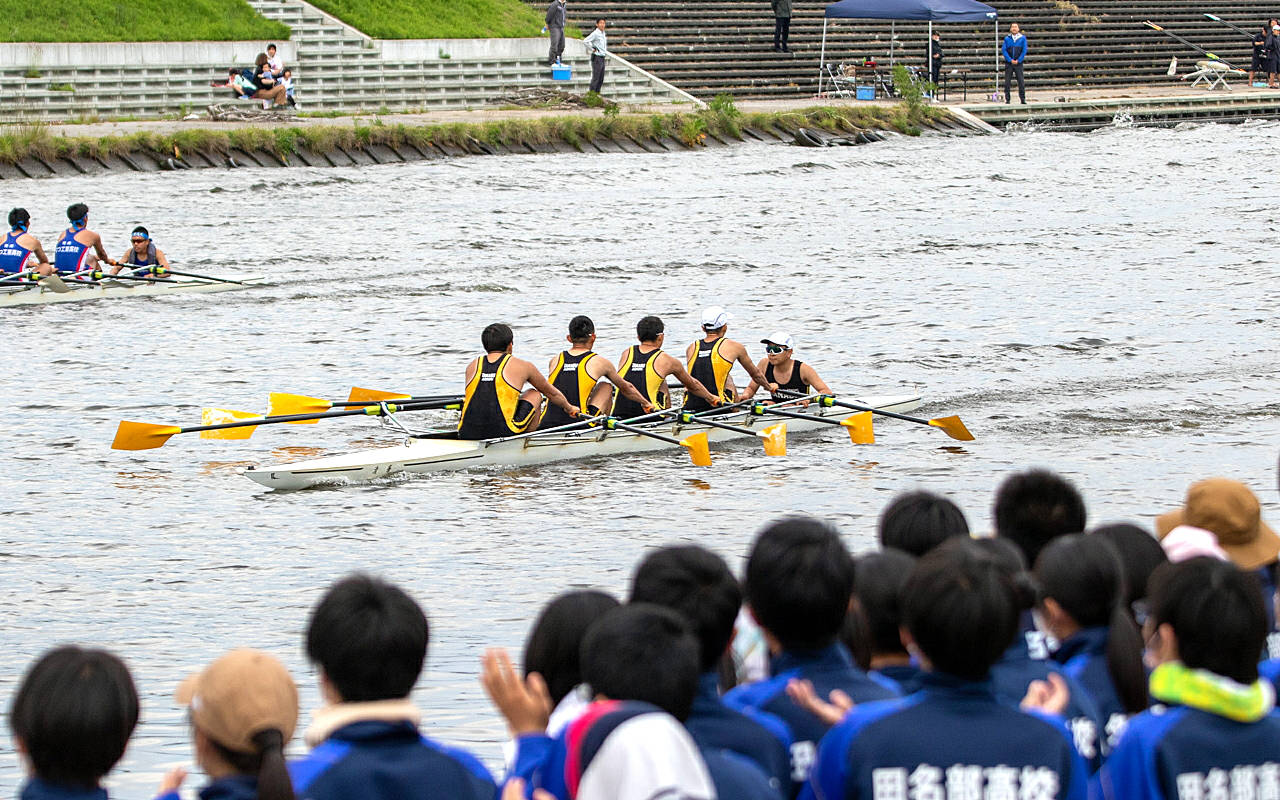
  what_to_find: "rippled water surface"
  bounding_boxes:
[2,121,1279,795]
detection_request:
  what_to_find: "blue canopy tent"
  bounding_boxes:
[819,0,999,98]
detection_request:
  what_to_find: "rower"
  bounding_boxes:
[54,203,116,280]
[542,315,654,429]
[0,208,53,278]
[683,306,776,413]
[458,323,579,440]
[738,332,833,402]
[110,226,170,277]
[613,315,722,419]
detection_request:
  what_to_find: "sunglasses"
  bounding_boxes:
[131,238,147,243]
[765,345,790,354]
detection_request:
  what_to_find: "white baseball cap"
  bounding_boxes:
[761,332,795,350]
[701,306,733,329]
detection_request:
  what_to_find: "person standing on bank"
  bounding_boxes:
[772,0,792,53]
[929,31,943,87]
[584,18,608,94]
[545,0,566,66]
[1267,21,1280,89]
[1003,22,1028,104]
[1251,24,1268,86]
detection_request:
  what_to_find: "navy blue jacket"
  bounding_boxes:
[1052,626,1136,750]
[1261,659,1280,693]
[1097,704,1280,799]
[1003,33,1028,63]
[21,780,108,800]
[289,720,496,800]
[686,671,792,794]
[704,747,786,800]
[992,638,1107,769]
[724,643,900,796]
[156,775,258,800]
[802,672,1089,800]
[872,663,925,695]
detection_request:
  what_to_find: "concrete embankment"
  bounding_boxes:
[0,101,987,178]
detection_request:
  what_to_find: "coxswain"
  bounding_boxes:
[53,203,116,279]
[0,208,53,278]
[458,323,579,440]
[683,306,776,413]
[541,315,655,429]
[110,226,170,276]
[738,332,833,402]
[613,315,722,419]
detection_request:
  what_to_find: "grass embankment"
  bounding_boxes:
[306,0,552,39]
[0,103,943,166]
[0,0,288,42]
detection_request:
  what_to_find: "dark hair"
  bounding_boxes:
[8,208,29,228]
[568,315,595,343]
[839,605,873,670]
[1090,523,1167,611]
[902,538,1020,680]
[994,469,1087,568]
[255,52,269,68]
[523,590,620,706]
[131,226,149,238]
[229,67,239,75]
[877,491,970,557]
[305,573,429,702]
[210,729,294,800]
[580,604,700,721]
[596,17,605,23]
[630,545,742,672]
[66,203,88,222]
[481,322,514,353]
[744,515,854,650]
[1034,534,1148,713]
[1149,557,1266,684]
[10,646,139,789]
[636,315,664,342]
[267,43,277,51]
[852,549,917,656]
[970,536,1039,611]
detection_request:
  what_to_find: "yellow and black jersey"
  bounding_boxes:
[613,345,669,419]
[543,350,598,429]
[457,354,535,439]
[684,337,734,412]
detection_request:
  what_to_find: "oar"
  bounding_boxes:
[1204,13,1256,39]
[86,270,180,284]
[1143,21,1238,69]
[602,417,711,467]
[750,403,876,444]
[676,410,787,456]
[269,391,462,417]
[159,268,249,285]
[780,391,974,441]
[111,398,460,451]
[0,268,40,284]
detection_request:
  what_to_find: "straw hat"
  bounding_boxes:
[1156,478,1280,571]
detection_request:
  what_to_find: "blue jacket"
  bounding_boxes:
[802,672,1089,800]
[1096,704,1280,800]
[1260,659,1280,693]
[1052,626,1136,750]
[289,720,497,800]
[872,663,925,695]
[992,638,1107,770]
[686,671,792,794]
[723,643,900,796]
[1003,33,1027,63]
[21,780,108,800]
[704,748,786,800]
[156,775,259,800]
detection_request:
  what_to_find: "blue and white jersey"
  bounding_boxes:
[802,672,1089,800]
[0,230,33,273]
[54,229,92,275]
[1096,704,1280,800]
[1052,626,1139,749]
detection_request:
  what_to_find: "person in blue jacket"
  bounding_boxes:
[853,549,925,694]
[724,516,899,797]
[1097,557,1280,800]
[10,645,139,800]
[802,538,1090,800]
[1036,534,1150,751]
[289,574,497,800]
[630,544,793,794]
[1002,22,1028,104]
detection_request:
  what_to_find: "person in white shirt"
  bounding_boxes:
[265,43,284,78]
[584,19,608,94]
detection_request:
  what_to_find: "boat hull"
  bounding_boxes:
[0,275,266,306]
[242,394,923,490]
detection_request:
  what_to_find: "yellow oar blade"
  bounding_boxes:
[112,421,182,451]
[680,432,712,467]
[347,387,411,403]
[841,412,875,444]
[200,408,261,440]
[761,423,787,456]
[268,392,331,419]
[928,415,974,441]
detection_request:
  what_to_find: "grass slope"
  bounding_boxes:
[0,0,289,43]
[305,0,545,39]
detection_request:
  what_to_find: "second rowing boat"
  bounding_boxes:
[0,274,266,307]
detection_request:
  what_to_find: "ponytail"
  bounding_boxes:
[1105,601,1149,713]
[252,729,294,800]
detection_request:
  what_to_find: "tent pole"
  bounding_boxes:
[819,18,827,96]
[995,19,999,100]
[928,20,933,95]
[891,20,895,69]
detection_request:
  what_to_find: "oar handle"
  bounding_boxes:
[88,271,179,284]
[774,391,930,426]
[677,410,755,434]
[750,404,835,424]
[605,418,682,446]
[162,269,247,285]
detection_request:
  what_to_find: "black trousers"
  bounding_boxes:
[1004,61,1025,102]
[548,26,565,65]
[930,61,941,86]
[589,54,606,93]
[774,17,791,50]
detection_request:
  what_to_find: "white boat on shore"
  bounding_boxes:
[0,274,265,306]
[241,393,923,490]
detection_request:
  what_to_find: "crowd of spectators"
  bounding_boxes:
[212,43,296,111]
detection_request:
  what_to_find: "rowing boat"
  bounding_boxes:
[0,274,266,307]
[241,393,922,490]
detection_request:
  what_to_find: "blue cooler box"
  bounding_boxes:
[551,65,572,81]
[856,85,875,100]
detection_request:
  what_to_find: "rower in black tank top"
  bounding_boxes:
[457,355,534,439]
[613,346,668,419]
[542,351,597,429]
[766,360,808,397]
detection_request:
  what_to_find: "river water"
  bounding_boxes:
[1,120,1278,796]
